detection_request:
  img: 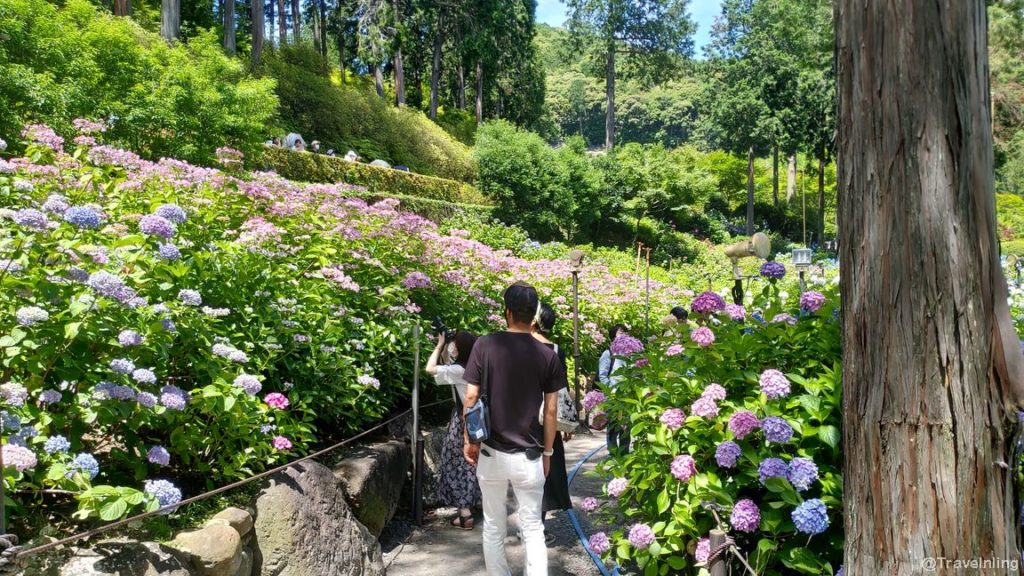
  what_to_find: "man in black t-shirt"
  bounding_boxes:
[462,281,567,576]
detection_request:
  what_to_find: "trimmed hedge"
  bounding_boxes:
[260,146,491,206]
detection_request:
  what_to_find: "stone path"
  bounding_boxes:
[383,431,610,576]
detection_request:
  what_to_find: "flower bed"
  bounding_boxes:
[583,278,843,575]
[0,123,692,532]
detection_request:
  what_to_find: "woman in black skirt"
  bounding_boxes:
[531,302,573,544]
[425,331,481,529]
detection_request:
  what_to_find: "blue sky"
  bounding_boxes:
[535,0,722,54]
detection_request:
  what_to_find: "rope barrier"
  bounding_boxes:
[6,399,450,562]
[566,441,621,576]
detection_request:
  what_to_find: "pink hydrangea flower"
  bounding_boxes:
[271,436,292,450]
[607,477,628,498]
[264,392,290,409]
[583,390,606,411]
[695,537,711,563]
[628,523,656,549]
[728,410,761,439]
[589,532,610,555]
[690,396,719,419]
[702,383,727,401]
[800,290,826,313]
[665,344,684,357]
[759,369,791,399]
[690,327,715,347]
[660,408,686,430]
[580,497,599,512]
[724,304,746,321]
[670,454,697,482]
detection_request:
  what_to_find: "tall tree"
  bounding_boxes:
[278,0,287,43]
[161,0,181,40]
[566,0,695,149]
[224,0,236,53]
[113,0,131,17]
[428,4,446,119]
[837,1,1024,573]
[251,0,264,66]
[291,0,301,40]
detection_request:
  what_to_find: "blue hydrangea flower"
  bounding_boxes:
[65,267,89,283]
[144,479,182,513]
[13,209,50,231]
[42,195,70,214]
[16,306,49,327]
[715,441,742,468]
[788,457,819,491]
[137,392,158,408]
[38,389,62,405]
[118,330,144,347]
[147,446,170,466]
[178,289,201,306]
[67,453,100,480]
[792,499,830,535]
[63,206,102,229]
[761,416,794,443]
[155,204,187,224]
[132,368,157,385]
[139,214,176,238]
[0,411,22,433]
[44,435,71,454]
[160,385,188,411]
[110,358,136,374]
[758,457,789,485]
[160,319,177,332]
[157,243,181,261]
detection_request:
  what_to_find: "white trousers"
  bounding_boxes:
[476,447,548,576]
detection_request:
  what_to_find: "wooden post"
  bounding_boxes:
[708,529,727,576]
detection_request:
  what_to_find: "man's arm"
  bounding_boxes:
[462,383,481,466]
[542,391,557,477]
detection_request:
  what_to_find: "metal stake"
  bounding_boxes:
[644,247,651,339]
[572,268,582,417]
[410,324,422,523]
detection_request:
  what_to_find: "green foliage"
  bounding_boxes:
[260,145,488,205]
[591,283,843,575]
[263,45,476,183]
[435,108,478,146]
[0,0,277,165]
[998,193,1024,243]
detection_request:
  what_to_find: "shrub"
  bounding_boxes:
[0,0,277,165]
[263,46,476,183]
[260,146,488,205]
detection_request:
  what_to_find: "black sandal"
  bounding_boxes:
[450,514,474,530]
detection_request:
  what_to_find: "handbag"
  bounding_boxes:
[464,342,490,444]
[538,344,580,434]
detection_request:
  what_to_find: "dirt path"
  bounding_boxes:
[383,431,610,576]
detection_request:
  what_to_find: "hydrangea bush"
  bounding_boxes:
[586,284,843,575]
[0,124,691,529]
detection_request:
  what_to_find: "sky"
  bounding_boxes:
[535,0,723,56]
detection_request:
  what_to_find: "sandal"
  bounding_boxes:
[450,514,474,530]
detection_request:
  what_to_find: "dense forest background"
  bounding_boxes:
[1,0,1022,259]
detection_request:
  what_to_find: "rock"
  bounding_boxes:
[253,461,383,576]
[333,440,411,537]
[171,523,242,576]
[401,426,447,510]
[368,159,391,169]
[210,507,254,538]
[233,548,253,576]
[27,540,193,576]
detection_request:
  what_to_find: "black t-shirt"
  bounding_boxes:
[463,332,568,453]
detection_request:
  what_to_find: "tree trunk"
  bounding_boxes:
[160,0,180,40]
[337,30,346,85]
[291,0,300,42]
[837,0,1024,574]
[457,59,466,109]
[816,152,824,246]
[223,0,236,53]
[318,0,327,57]
[113,0,130,16]
[772,145,779,207]
[745,146,755,235]
[428,10,444,120]
[786,154,797,203]
[395,48,406,106]
[373,64,385,98]
[268,0,275,44]
[475,59,483,124]
[604,42,616,149]
[277,0,286,44]
[250,0,264,66]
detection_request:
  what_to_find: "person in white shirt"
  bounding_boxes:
[425,330,481,529]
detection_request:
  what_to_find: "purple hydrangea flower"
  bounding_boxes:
[22,124,64,151]
[259,424,277,434]
[762,416,794,443]
[401,271,433,289]
[759,369,791,399]
[800,290,827,313]
[147,446,170,466]
[67,453,100,480]
[792,499,830,535]
[628,523,655,549]
[690,327,715,347]
[724,304,746,321]
[728,411,761,439]
[39,389,62,405]
[119,330,144,347]
[610,334,644,356]
[145,479,182,512]
[695,537,711,563]
[660,408,686,430]
[730,499,761,533]
[137,392,158,408]
[357,374,380,389]
[13,209,50,231]
[0,382,29,407]
[715,441,742,468]
[760,261,786,279]
[16,306,49,327]
[139,214,176,238]
[64,206,102,229]
[234,373,262,396]
[771,313,797,325]
[155,204,187,224]
[108,384,137,401]
[665,344,684,356]
[272,436,292,450]
[788,457,819,491]
[87,271,127,299]
[758,457,790,484]
[836,566,844,576]
[177,289,201,306]
[691,396,719,419]
[671,454,697,482]
[2,444,37,471]
[157,243,181,261]
[607,477,628,498]
[0,259,23,275]
[702,383,727,401]
[691,291,726,314]
[42,195,70,214]
[110,358,136,374]
[132,368,157,385]
[161,319,177,332]
[588,532,610,555]
[44,435,71,454]
[583,390,606,411]
[160,385,188,410]
[580,497,599,513]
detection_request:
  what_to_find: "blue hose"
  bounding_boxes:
[567,442,621,576]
